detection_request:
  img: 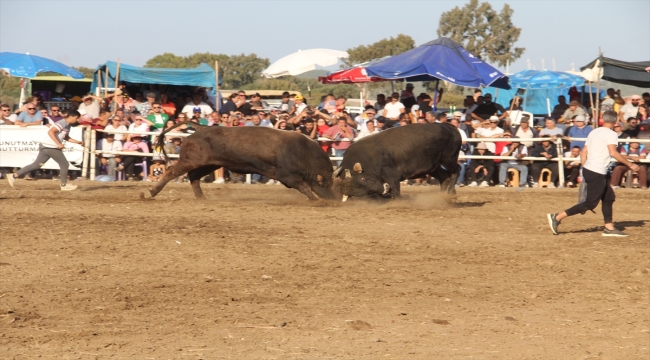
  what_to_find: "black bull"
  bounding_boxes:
[334,123,462,200]
[143,122,337,200]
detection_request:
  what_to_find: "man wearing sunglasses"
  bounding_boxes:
[14,103,43,127]
[0,104,16,125]
[145,102,169,131]
[48,106,63,122]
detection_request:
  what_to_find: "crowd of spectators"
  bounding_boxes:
[2,85,649,189]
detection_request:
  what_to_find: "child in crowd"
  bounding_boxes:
[147,159,166,182]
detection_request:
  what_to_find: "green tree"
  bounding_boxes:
[144,52,269,90]
[437,0,524,67]
[344,34,415,67]
[72,66,96,79]
[0,73,21,107]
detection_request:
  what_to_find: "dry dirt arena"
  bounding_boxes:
[1,180,649,360]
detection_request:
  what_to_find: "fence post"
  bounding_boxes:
[556,138,565,188]
[82,128,91,179]
[90,130,97,181]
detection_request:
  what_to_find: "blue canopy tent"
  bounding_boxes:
[482,86,605,116]
[485,70,587,117]
[90,61,218,95]
[365,37,510,89]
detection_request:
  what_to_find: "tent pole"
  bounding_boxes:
[114,58,120,93]
[214,60,220,113]
[213,60,224,182]
[587,81,595,123]
[546,97,551,117]
[96,70,100,96]
[594,48,602,128]
[432,79,439,111]
[19,78,25,105]
[104,68,108,98]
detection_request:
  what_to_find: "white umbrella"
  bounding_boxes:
[262,49,349,78]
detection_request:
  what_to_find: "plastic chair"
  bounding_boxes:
[508,110,534,125]
[538,168,552,188]
[622,170,637,188]
[116,158,147,181]
[507,168,520,187]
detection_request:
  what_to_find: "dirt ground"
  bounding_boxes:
[1,180,648,360]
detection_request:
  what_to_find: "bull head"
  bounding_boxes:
[353,163,363,173]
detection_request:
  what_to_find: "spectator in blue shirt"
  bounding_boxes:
[15,104,43,127]
[565,115,593,149]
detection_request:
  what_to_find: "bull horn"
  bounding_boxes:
[353,162,363,173]
[382,183,390,195]
[316,174,323,182]
[332,167,342,178]
[342,195,349,202]
[344,169,351,179]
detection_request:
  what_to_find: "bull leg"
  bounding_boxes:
[431,163,459,195]
[188,165,219,199]
[279,175,318,200]
[145,162,196,199]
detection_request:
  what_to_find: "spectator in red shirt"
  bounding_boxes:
[324,118,355,164]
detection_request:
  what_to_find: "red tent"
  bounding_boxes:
[318,66,382,84]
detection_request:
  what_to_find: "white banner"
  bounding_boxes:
[0,125,85,170]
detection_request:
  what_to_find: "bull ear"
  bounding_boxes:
[332,167,342,178]
[353,162,363,173]
[344,169,351,179]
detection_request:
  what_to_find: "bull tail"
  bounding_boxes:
[155,121,206,162]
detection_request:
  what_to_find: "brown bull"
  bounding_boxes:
[143,122,337,200]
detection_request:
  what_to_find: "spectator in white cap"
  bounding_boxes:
[512,114,537,151]
[565,114,593,150]
[474,115,504,152]
[619,95,642,122]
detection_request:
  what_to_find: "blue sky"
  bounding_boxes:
[1,0,648,75]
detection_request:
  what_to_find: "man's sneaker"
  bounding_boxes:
[602,228,629,237]
[612,186,620,190]
[566,181,574,188]
[547,213,560,235]
[266,179,276,185]
[456,183,465,187]
[6,173,16,189]
[548,183,556,188]
[498,184,506,188]
[214,177,225,184]
[532,182,539,188]
[479,181,489,187]
[60,183,77,191]
[468,181,478,187]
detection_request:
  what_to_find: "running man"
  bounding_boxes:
[547,110,640,237]
[6,110,83,191]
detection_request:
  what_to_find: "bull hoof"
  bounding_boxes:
[140,190,152,200]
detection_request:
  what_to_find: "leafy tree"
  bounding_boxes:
[242,77,361,105]
[437,0,524,67]
[344,34,415,67]
[144,52,269,90]
[72,66,96,79]
[0,73,21,107]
